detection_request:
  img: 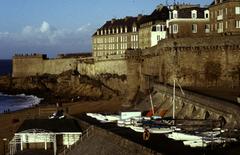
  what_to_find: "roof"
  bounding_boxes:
[17,119,82,133]
[173,7,207,18]
[93,5,169,36]
[140,6,169,24]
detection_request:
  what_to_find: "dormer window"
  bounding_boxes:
[125,27,128,33]
[97,30,99,35]
[173,10,178,19]
[108,29,111,34]
[104,29,107,35]
[112,28,115,34]
[156,25,161,31]
[132,26,137,32]
[120,27,123,33]
[191,10,197,19]
[116,28,119,34]
[101,30,103,35]
[204,10,209,19]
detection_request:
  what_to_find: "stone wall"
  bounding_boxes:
[12,55,77,77]
[140,36,240,90]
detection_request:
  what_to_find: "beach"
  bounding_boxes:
[0,98,124,155]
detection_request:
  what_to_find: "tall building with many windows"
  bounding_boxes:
[167,5,210,38]
[139,5,169,49]
[92,16,143,60]
[209,0,240,35]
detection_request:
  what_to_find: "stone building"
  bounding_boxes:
[139,5,169,49]
[167,5,210,38]
[209,0,240,35]
[92,16,143,60]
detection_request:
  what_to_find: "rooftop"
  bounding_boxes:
[17,119,82,133]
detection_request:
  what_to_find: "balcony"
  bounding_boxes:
[217,15,223,20]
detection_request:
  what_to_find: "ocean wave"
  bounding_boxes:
[0,92,43,113]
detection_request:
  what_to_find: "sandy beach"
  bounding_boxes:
[0,98,124,155]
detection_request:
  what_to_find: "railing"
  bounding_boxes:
[58,125,95,155]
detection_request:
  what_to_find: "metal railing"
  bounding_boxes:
[58,125,95,155]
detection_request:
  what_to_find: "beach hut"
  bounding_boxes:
[9,119,82,155]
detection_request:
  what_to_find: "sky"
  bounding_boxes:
[0,0,212,59]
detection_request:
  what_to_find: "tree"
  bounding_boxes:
[204,61,222,86]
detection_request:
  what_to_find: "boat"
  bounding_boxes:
[130,126,175,134]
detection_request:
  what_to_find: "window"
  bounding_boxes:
[226,21,228,29]
[236,20,240,28]
[192,24,197,33]
[125,27,128,33]
[132,26,137,32]
[225,8,228,15]
[204,10,209,19]
[205,24,210,33]
[116,28,119,34]
[156,25,161,31]
[192,10,197,19]
[157,35,161,41]
[173,10,178,19]
[173,24,178,34]
[236,7,240,14]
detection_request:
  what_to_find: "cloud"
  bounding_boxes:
[0,21,96,58]
[40,21,50,33]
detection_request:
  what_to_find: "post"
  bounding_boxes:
[3,138,7,155]
[53,135,57,155]
[173,79,176,120]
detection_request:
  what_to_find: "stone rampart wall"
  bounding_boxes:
[140,36,240,88]
[78,59,128,77]
[12,56,77,77]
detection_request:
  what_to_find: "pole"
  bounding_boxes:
[149,94,155,115]
[173,79,176,120]
[3,138,7,155]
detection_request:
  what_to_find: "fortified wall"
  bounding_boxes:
[139,35,240,91]
[12,54,77,77]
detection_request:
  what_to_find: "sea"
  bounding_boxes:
[0,60,42,113]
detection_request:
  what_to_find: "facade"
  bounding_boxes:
[92,16,143,60]
[209,0,240,35]
[139,5,169,49]
[168,5,210,38]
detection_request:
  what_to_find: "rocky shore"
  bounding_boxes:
[0,70,125,105]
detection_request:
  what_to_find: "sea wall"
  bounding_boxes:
[12,54,77,77]
[139,36,240,91]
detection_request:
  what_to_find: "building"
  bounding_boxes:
[168,5,210,38]
[9,119,82,155]
[139,5,169,49]
[92,16,143,60]
[209,0,240,35]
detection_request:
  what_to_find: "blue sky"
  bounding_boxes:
[0,0,211,59]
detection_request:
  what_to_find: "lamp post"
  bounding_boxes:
[2,138,7,155]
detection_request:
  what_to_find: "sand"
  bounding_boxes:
[0,98,124,155]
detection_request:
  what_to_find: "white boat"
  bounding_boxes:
[130,126,174,134]
[183,140,207,147]
[167,132,202,141]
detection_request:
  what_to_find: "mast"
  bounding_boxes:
[173,78,176,120]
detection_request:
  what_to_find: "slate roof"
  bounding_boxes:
[140,6,169,24]
[175,7,207,18]
[92,5,169,36]
[17,119,82,133]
